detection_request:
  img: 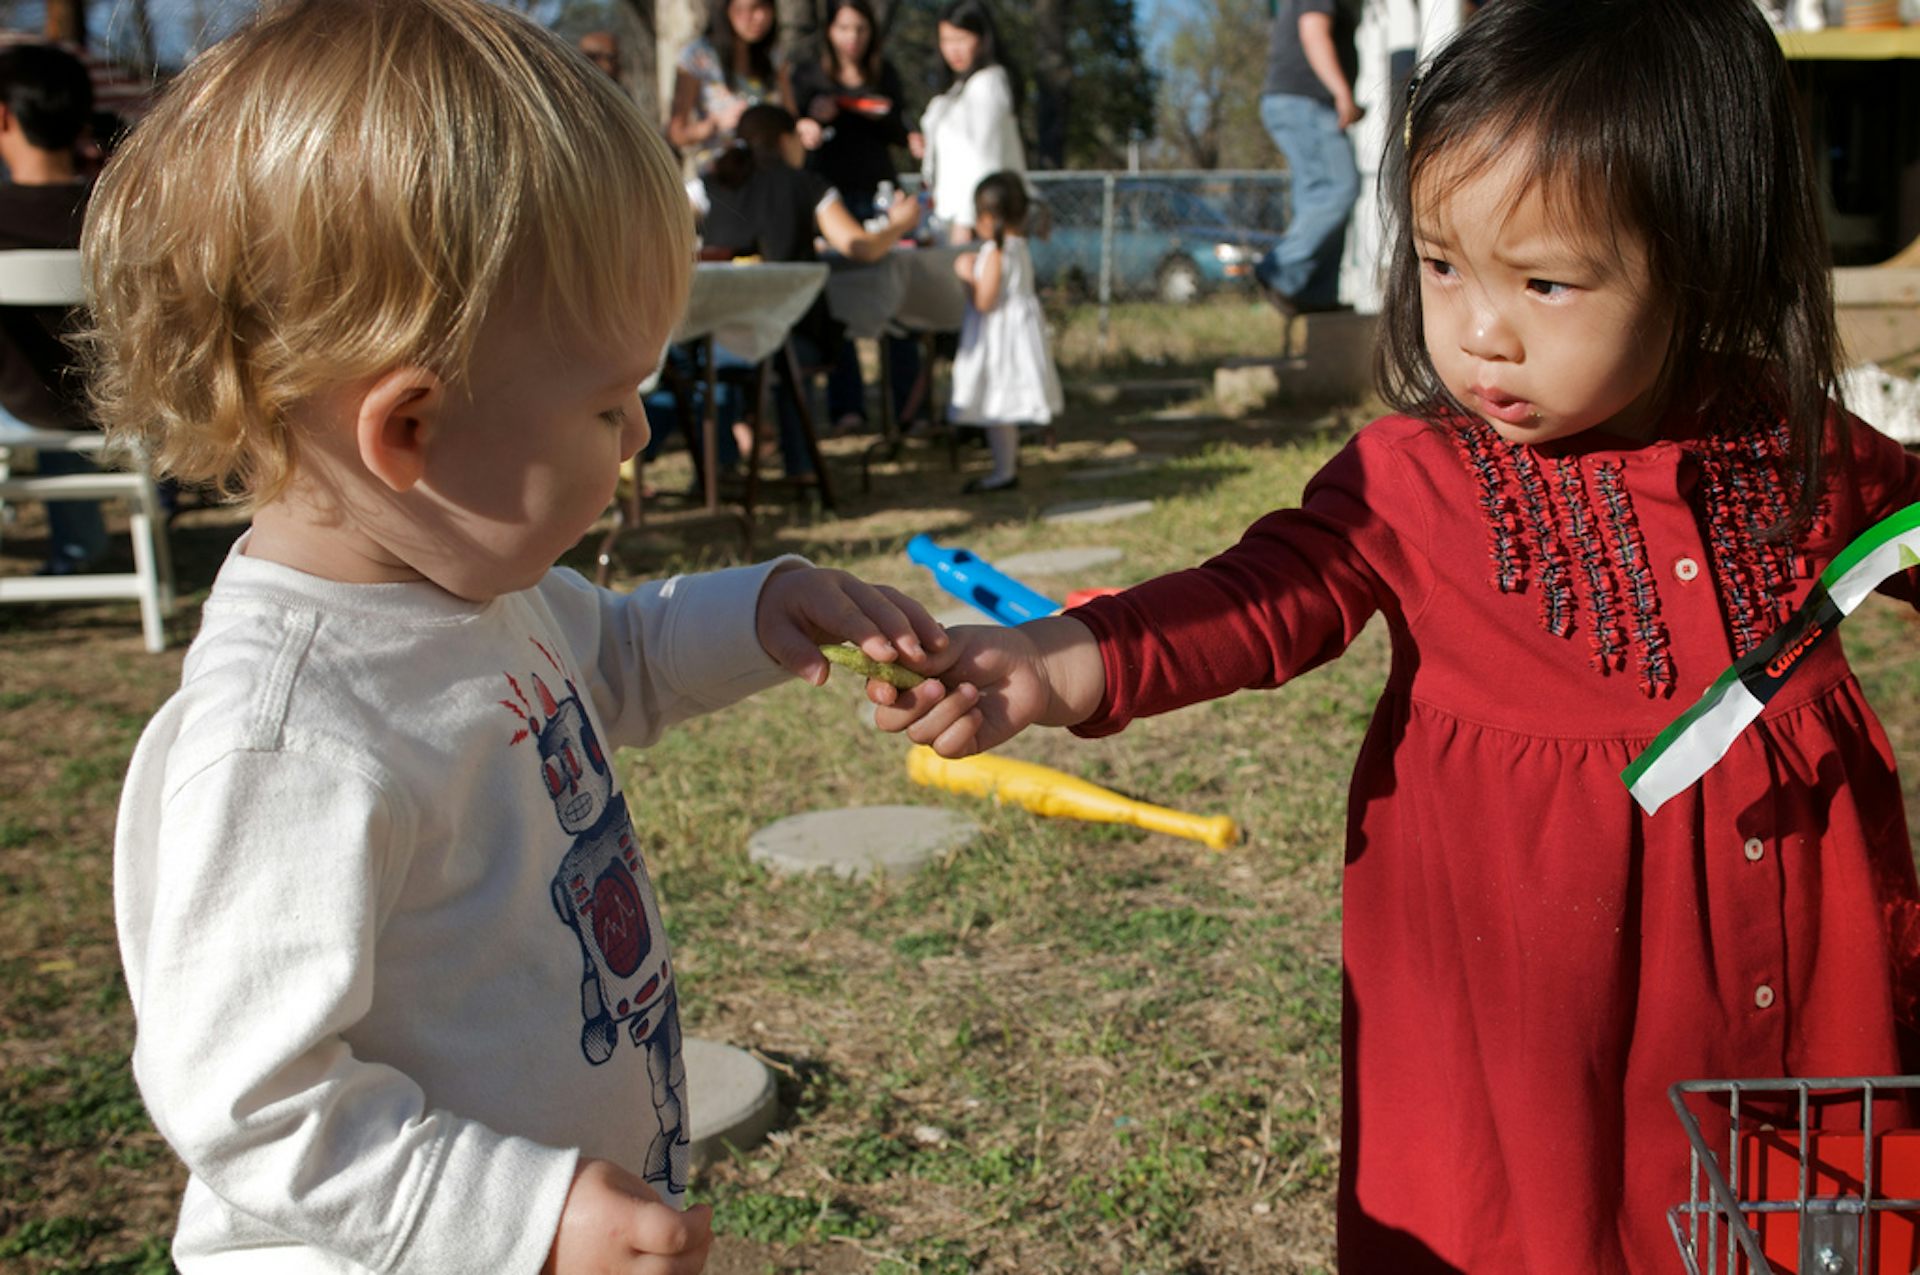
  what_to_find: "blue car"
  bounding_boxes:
[1028,179,1282,303]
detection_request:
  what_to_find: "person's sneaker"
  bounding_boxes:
[36,546,102,576]
[963,473,1019,494]
[1255,277,1299,318]
[1250,260,1294,314]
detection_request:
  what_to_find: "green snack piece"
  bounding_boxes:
[818,642,926,689]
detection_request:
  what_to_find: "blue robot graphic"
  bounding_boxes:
[504,654,687,1194]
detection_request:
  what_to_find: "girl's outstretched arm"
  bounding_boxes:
[871,615,1105,756]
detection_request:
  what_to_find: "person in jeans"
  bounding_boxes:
[0,43,101,574]
[1252,0,1363,316]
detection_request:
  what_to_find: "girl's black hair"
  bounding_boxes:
[709,102,793,189]
[934,0,1023,116]
[820,0,884,87]
[972,170,1027,245]
[1376,0,1838,535]
[709,0,778,91]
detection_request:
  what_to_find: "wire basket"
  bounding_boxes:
[1670,1077,1920,1274]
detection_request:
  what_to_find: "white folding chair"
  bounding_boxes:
[0,248,176,652]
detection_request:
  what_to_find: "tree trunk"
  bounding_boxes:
[775,0,820,69]
[126,0,159,73]
[1030,0,1070,168]
[612,0,660,127]
[44,0,86,48]
[655,0,707,123]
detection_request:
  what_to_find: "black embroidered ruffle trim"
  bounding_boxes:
[1448,407,1809,698]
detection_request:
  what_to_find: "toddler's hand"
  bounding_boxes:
[545,1158,712,1275]
[870,623,1059,757]
[757,565,946,687]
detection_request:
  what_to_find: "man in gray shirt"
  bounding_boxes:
[1254,0,1364,314]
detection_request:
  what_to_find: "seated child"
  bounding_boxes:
[92,1,942,1270]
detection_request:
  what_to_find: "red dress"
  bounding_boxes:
[1069,405,1920,1273]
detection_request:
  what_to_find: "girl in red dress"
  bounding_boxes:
[869,0,1920,1269]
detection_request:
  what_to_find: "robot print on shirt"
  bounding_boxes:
[501,638,688,1194]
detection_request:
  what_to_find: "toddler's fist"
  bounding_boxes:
[545,1157,712,1275]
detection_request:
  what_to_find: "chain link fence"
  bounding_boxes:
[897,169,1293,306]
[1024,171,1291,306]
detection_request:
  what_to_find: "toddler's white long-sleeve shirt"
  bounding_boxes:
[114,540,794,1272]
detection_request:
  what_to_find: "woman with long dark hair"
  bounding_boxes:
[917,0,1026,244]
[790,0,913,216]
[788,0,922,432]
[668,0,785,174]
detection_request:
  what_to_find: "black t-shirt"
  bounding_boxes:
[703,161,838,263]
[701,161,843,352]
[0,179,89,430]
[1261,0,1361,105]
[788,58,909,210]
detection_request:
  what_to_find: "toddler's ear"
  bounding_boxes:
[354,367,444,493]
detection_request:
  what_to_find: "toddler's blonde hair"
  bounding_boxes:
[80,0,693,504]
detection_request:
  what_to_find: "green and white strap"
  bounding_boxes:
[1622,503,1920,816]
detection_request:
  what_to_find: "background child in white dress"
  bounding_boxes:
[948,171,1063,493]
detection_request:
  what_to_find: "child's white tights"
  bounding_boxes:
[985,424,1019,483]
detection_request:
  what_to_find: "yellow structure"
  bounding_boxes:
[907,745,1240,851]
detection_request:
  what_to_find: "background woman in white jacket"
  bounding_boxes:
[916,0,1025,245]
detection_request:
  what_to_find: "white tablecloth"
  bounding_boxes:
[676,261,830,363]
[826,246,969,341]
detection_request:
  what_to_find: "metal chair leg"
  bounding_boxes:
[781,339,835,514]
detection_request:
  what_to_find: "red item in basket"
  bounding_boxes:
[1740,1127,1920,1273]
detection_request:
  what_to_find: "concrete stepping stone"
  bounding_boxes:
[686,1037,779,1171]
[1080,377,1208,407]
[1063,456,1168,484]
[995,546,1125,577]
[748,805,982,880]
[1041,497,1156,526]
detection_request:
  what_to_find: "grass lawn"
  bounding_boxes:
[3,296,1919,1273]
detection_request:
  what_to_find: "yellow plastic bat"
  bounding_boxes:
[907,745,1238,851]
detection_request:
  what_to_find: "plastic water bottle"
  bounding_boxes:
[865,180,895,233]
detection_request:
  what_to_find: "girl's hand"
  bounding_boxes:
[756,565,947,687]
[545,1158,712,1275]
[907,131,925,160]
[797,117,826,149]
[953,251,976,283]
[870,617,1103,757]
[715,96,748,133]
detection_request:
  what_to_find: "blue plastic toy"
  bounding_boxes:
[906,534,1062,626]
